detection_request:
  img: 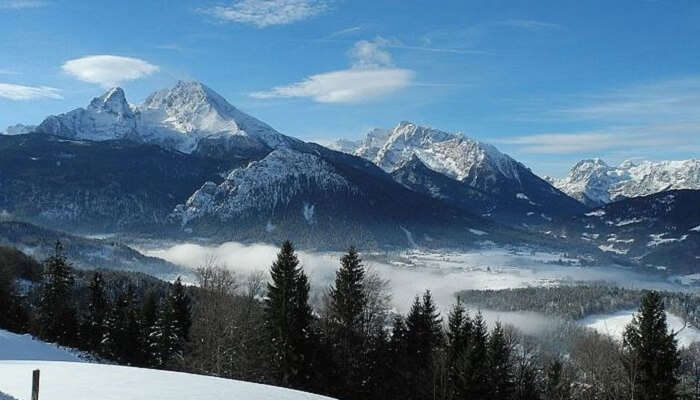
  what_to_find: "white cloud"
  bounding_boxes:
[347,38,395,68]
[62,55,159,88]
[0,83,62,100]
[200,0,329,28]
[251,68,413,103]
[251,38,414,103]
[0,0,48,9]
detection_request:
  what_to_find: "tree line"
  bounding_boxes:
[0,241,693,400]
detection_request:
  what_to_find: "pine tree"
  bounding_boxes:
[388,315,412,400]
[102,285,142,365]
[38,241,78,345]
[623,291,680,400]
[327,246,368,399]
[83,272,110,352]
[405,290,443,400]
[264,240,314,390]
[148,298,181,368]
[464,311,490,400]
[147,279,191,368]
[445,298,472,399]
[488,322,514,400]
[169,277,192,342]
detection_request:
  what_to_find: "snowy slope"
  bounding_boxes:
[35,81,292,155]
[174,147,355,224]
[0,328,334,400]
[552,158,700,206]
[0,329,82,362]
[0,361,335,400]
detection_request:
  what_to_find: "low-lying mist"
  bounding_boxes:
[141,240,687,315]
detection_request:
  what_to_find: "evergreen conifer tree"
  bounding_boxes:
[327,246,368,398]
[445,298,472,399]
[488,322,514,400]
[264,240,314,390]
[83,271,110,352]
[464,311,490,400]
[623,291,680,400]
[38,241,78,345]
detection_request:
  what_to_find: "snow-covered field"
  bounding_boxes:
[581,310,700,347]
[0,330,82,362]
[139,241,690,313]
[0,361,334,400]
[0,329,333,400]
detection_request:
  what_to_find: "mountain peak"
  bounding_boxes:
[88,87,132,116]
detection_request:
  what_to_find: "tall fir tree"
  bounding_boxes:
[148,278,191,368]
[327,246,368,399]
[264,240,315,390]
[388,315,412,400]
[103,285,142,365]
[405,290,443,400]
[445,298,472,399]
[623,291,680,400]
[464,311,490,400]
[169,277,192,342]
[38,241,78,345]
[488,322,514,400]
[83,272,110,352]
[148,297,181,368]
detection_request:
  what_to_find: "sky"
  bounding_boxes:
[1,0,699,177]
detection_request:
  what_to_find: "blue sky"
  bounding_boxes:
[1,0,699,176]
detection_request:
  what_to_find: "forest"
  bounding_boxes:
[1,241,698,400]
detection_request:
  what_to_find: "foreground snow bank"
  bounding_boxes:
[0,361,335,400]
[0,330,82,362]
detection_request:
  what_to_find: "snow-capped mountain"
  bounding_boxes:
[551,158,700,207]
[335,122,586,224]
[35,81,293,157]
[171,142,509,249]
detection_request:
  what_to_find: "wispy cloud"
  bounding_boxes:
[62,55,159,88]
[0,0,49,9]
[502,76,700,154]
[500,125,697,154]
[559,77,700,123]
[328,25,363,38]
[0,69,19,75]
[0,83,61,100]
[251,37,414,103]
[498,19,563,31]
[199,0,330,28]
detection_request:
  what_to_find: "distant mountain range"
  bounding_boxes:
[546,158,700,207]
[2,81,698,271]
